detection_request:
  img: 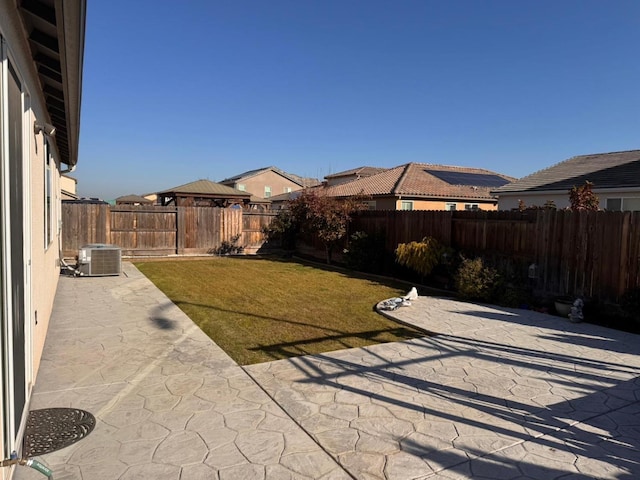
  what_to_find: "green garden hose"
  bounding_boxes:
[0,457,53,479]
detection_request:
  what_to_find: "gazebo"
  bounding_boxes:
[115,194,153,205]
[156,179,251,207]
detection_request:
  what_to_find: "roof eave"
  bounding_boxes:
[18,0,86,167]
[58,0,86,167]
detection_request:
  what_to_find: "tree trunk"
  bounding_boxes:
[325,244,332,265]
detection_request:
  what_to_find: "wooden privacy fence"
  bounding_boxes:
[349,209,640,301]
[63,204,640,301]
[62,204,277,257]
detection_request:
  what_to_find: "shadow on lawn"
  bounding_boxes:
[247,326,427,360]
[230,254,451,297]
[172,299,428,362]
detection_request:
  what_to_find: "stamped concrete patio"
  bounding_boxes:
[15,262,640,479]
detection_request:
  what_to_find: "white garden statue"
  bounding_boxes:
[404,287,418,301]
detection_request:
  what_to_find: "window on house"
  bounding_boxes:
[606,197,640,211]
[606,198,622,211]
[465,203,479,211]
[264,186,271,198]
[400,201,413,211]
[445,203,457,211]
[237,184,246,191]
[284,187,292,193]
[363,201,377,210]
[623,198,640,211]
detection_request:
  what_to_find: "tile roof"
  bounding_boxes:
[268,191,302,203]
[221,167,319,188]
[325,166,388,179]
[323,163,515,200]
[492,150,640,194]
[157,179,250,197]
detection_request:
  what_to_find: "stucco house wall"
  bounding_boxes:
[497,193,566,210]
[498,189,640,211]
[60,175,78,200]
[228,170,303,199]
[393,198,497,211]
[0,1,85,472]
[364,197,497,210]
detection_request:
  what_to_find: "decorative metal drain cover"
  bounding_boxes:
[22,408,96,457]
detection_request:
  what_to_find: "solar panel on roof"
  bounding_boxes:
[425,170,509,187]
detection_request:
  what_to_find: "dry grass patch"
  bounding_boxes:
[135,257,425,364]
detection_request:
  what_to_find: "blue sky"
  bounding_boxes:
[75,0,640,200]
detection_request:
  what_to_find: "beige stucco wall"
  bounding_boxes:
[61,175,78,200]
[404,199,497,211]
[366,197,497,210]
[143,193,158,204]
[29,124,62,381]
[497,193,570,211]
[497,190,640,211]
[1,7,64,468]
[383,198,496,211]
[230,170,303,199]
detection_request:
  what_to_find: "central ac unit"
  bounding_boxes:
[78,244,121,276]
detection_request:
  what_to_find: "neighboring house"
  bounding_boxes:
[60,175,78,200]
[322,163,514,211]
[324,166,388,187]
[268,190,303,210]
[156,179,251,207]
[142,192,158,204]
[0,0,86,469]
[492,150,640,211]
[220,166,319,199]
[115,194,153,206]
[245,195,272,211]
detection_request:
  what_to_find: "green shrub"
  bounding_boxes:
[262,210,297,250]
[213,234,243,255]
[343,231,386,273]
[395,237,443,278]
[499,285,531,308]
[455,257,500,301]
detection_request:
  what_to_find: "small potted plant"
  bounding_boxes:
[554,296,574,317]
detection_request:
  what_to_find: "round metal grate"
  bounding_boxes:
[22,408,96,457]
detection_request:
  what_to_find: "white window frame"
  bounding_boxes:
[237,183,246,191]
[264,186,271,198]
[445,203,457,211]
[44,139,53,248]
[400,201,413,211]
[0,38,35,455]
[465,203,479,211]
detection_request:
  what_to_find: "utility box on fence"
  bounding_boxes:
[78,244,121,276]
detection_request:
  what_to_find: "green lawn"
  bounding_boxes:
[134,257,426,365]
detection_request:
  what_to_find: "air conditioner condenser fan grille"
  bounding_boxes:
[90,249,121,275]
[78,244,121,276]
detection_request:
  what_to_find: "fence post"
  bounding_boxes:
[176,207,184,254]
